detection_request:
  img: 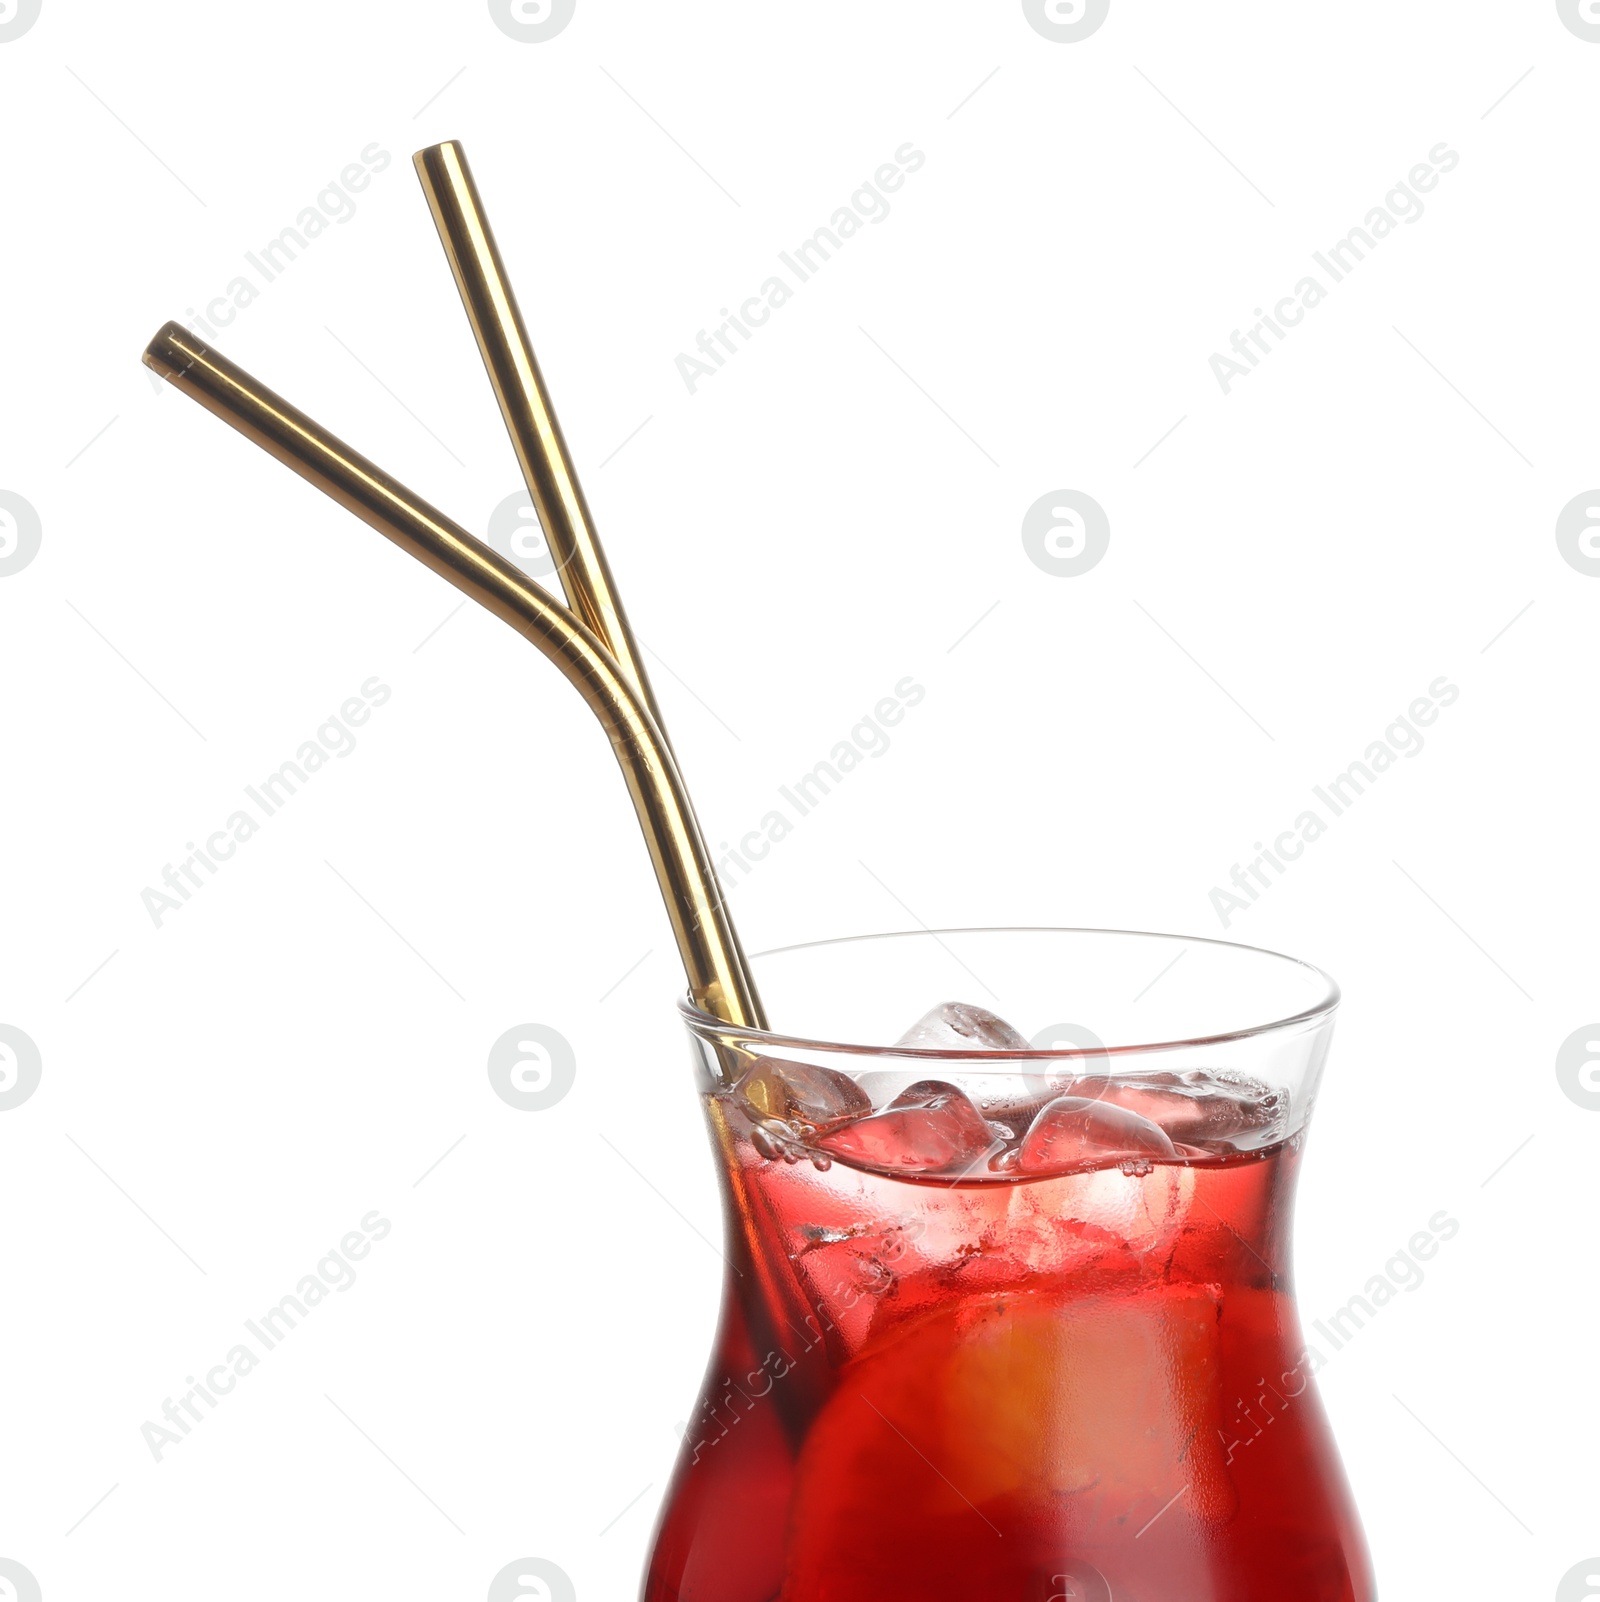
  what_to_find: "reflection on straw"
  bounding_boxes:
[412,140,667,734]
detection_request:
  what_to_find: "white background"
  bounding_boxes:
[2,1,1596,1597]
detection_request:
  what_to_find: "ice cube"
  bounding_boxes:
[735,1058,871,1131]
[888,1078,989,1114]
[891,1079,1007,1151]
[895,1001,1030,1051]
[1072,1070,1289,1150]
[1018,1095,1177,1176]
[819,1081,997,1174]
[977,1078,1080,1138]
[853,1069,929,1109]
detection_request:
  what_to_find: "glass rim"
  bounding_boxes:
[679,924,1341,1061]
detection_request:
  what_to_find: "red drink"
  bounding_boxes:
[645,1068,1375,1601]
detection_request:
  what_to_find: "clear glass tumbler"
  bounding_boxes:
[644,928,1375,1602]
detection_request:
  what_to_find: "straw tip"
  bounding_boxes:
[142,320,193,379]
[413,140,464,173]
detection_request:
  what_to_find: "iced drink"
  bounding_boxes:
[646,1003,1374,1601]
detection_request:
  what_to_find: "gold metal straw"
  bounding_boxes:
[141,322,766,1031]
[413,141,666,731]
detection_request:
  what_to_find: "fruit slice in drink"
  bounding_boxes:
[782,1282,1236,1598]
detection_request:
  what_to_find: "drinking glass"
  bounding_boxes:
[644,928,1375,1602]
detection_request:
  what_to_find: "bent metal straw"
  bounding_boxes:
[412,141,669,738]
[140,321,766,1032]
